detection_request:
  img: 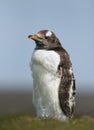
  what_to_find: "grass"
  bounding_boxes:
[0,114,94,130]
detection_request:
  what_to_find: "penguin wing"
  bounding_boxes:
[57,49,76,118]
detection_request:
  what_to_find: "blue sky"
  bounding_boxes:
[0,0,94,90]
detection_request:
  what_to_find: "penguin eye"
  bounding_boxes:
[45,36,49,39]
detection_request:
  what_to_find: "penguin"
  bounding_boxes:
[28,30,76,120]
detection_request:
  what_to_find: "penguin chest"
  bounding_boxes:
[31,50,61,84]
[31,50,62,117]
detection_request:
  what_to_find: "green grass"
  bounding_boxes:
[0,114,94,130]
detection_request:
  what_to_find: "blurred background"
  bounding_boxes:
[0,0,94,116]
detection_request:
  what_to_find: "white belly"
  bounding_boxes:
[30,50,67,120]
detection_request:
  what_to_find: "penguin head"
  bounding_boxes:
[28,30,61,49]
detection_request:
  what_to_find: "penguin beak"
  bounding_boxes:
[28,35,42,42]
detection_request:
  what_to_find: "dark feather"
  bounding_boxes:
[54,47,76,118]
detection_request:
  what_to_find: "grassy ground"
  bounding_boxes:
[0,114,94,130]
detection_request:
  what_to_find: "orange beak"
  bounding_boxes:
[28,35,41,41]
